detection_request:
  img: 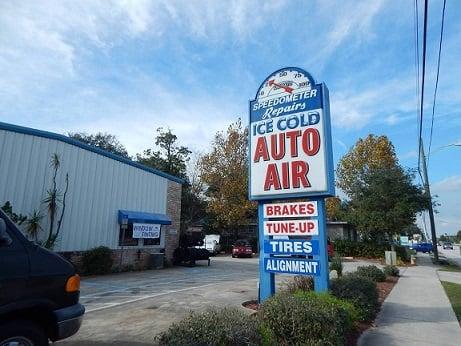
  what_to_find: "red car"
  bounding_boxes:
[232,240,253,258]
[328,239,334,258]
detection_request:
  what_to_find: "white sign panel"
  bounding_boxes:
[133,223,161,239]
[264,201,318,218]
[249,68,334,200]
[264,219,318,236]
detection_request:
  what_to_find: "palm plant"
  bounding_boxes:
[25,210,43,242]
[43,154,69,249]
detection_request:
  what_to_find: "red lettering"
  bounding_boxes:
[292,161,311,188]
[274,205,281,215]
[282,205,289,215]
[302,128,321,156]
[253,137,269,162]
[306,203,315,215]
[298,204,306,214]
[285,130,301,157]
[270,134,285,160]
[264,163,281,191]
[281,162,290,189]
[266,206,273,216]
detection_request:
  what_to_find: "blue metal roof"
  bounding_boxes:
[0,121,184,184]
[118,210,172,225]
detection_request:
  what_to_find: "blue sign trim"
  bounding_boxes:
[264,258,320,276]
[264,239,319,255]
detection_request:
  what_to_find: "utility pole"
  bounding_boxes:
[419,140,439,261]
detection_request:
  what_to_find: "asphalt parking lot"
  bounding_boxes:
[58,256,259,345]
[58,255,383,345]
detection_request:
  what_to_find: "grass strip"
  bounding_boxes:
[441,281,461,325]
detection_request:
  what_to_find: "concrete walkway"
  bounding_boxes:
[359,254,461,346]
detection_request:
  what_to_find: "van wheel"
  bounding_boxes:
[0,320,48,346]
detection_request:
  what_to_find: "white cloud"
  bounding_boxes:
[307,0,385,69]
[432,176,461,193]
[430,175,461,235]
[329,77,416,129]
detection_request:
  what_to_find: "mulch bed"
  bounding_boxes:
[242,276,399,346]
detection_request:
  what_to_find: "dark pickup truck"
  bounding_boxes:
[0,209,84,345]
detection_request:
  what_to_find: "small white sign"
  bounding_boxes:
[264,219,318,236]
[133,223,161,239]
[264,201,318,218]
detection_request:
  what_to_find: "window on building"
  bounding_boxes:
[143,235,161,246]
[118,224,139,246]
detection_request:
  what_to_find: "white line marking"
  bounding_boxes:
[81,274,240,298]
[85,284,215,313]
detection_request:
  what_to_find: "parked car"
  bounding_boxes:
[327,239,334,259]
[412,242,433,253]
[232,239,253,258]
[0,209,84,345]
[443,242,454,250]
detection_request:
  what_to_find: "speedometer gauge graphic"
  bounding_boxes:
[256,68,313,101]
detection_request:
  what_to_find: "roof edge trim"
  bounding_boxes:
[0,121,184,184]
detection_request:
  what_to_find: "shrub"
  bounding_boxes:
[259,291,354,345]
[395,246,411,262]
[356,265,386,282]
[294,291,361,323]
[156,307,261,346]
[81,246,113,275]
[330,254,343,277]
[282,275,314,293]
[334,240,410,262]
[383,265,400,277]
[330,274,379,322]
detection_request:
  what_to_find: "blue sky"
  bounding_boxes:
[0,0,459,235]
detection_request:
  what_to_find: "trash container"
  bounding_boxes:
[149,253,164,269]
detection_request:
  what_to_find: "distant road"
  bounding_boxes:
[438,245,461,266]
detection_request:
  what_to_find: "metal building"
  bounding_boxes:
[0,122,183,267]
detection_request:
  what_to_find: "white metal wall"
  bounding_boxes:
[0,129,169,251]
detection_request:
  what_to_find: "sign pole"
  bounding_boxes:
[258,201,275,302]
[313,198,329,291]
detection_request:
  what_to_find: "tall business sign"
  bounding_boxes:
[249,67,335,301]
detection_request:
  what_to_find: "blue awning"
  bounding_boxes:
[118,210,172,225]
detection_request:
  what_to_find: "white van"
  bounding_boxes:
[196,234,221,255]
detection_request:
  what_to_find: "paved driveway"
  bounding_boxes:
[58,255,382,345]
[58,256,259,345]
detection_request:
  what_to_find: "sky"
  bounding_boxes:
[0,0,459,235]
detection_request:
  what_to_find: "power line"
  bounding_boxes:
[417,0,429,173]
[413,0,424,184]
[427,0,447,166]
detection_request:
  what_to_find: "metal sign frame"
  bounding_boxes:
[249,67,335,302]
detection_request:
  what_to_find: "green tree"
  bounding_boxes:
[326,197,347,221]
[181,153,208,232]
[439,234,449,242]
[456,230,461,243]
[345,166,428,241]
[136,128,191,179]
[337,135,397,197]
[200,119,257,231]
[137,128,207,231]
[69,132,129,158]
